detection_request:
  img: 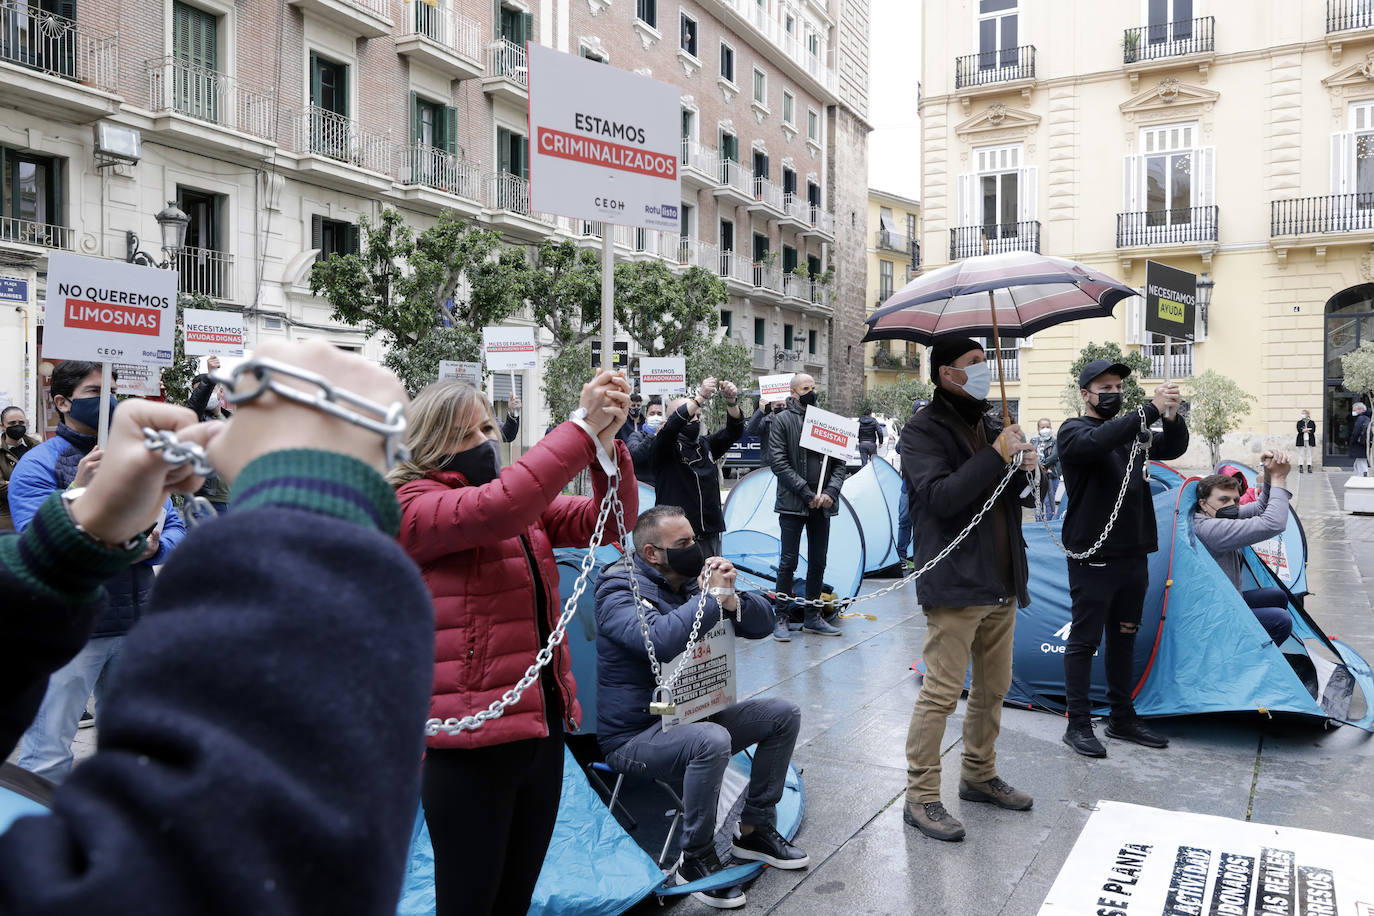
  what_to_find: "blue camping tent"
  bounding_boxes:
[1007,476,1373,729]
[839,460,905,573]
[1213,460,1310,597]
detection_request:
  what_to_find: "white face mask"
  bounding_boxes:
[645,414,665,433]
[206,395,220,412]
[1038,427,1052,438]
[955,361,992,401]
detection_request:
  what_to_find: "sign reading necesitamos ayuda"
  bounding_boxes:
[527,43,681,233]
[42,251,176,366]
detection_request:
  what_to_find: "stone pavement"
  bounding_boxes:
[644,468,1374,915]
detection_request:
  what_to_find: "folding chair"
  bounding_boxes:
[586,761,685,868]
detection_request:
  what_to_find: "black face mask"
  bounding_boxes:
[681,420,701,440]
[655,542,706,578]
[772,402,785,413]
[629,406,641,417]
[439,439,502,486]
[1214,504,1241,520]
[1092,392,1123,420]
[4,424,25,441]
[798,391,819,408]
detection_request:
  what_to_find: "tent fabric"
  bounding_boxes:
[1210,460,1310,596]
[840,460,904,573]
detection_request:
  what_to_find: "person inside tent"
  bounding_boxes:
[1193,451,1296,646]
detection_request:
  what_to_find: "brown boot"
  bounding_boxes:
[903,799,966,841]
[959,776,1033,810]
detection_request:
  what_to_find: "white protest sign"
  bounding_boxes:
[800,405,860,461]
[661,618,736,729]
[182,308,245,357]
[439,360,483,387]
[42,251,176,366]
[527,42,682,232]
[758,374,793,405]
[639,357,687,396]
[1039,800,1374,916]
[112,362,161,397]
[1252,538,1292,585]
[482,327,537,371]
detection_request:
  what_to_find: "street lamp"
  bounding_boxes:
[126,200,190,268]
[1196,272,1214,337]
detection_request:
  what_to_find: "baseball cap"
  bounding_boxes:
[1078,358,1132,390]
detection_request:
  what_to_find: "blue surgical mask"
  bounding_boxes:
[645,414,665,433]
[958,362,992,401]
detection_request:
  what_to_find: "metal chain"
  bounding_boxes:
[1031,407,1150,561]
[141,428,218,527]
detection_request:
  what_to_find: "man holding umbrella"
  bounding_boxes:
[899,337,1039,841]
[1057,360,1188,758]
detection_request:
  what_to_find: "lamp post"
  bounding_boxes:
[1196,272,1214,338]
[126,200,190,268]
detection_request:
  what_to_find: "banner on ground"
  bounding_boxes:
[112,362,161,397]
[661,619,736,730]
[183,308,245,357]
[1145,260,1197,342]
[800,406,859,461]
[438,360,482,387]
[482,327,537,371]
[1039,800,1374,916]
[526,42,681,232]
[639,357,687,396]
[758,373,793,405]
[42,251,176,366]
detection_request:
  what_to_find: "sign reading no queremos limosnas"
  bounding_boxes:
[638,357,687,396]
[800,406,860,461]
[1038,800,1374,916]
[182,308,245,357]
[526,43,681,233]
[482,327,537,372]
[660,618,736,730]
[758,374,793,405]
[42,251,176,366]
[1145,260,1197,342]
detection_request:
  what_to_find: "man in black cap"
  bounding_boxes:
[1057,359,1187,758]
[898,336,1038,842]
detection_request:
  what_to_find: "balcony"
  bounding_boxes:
[1328,0,1374,33]
[0,2,119,121]
[0,216,73,253]
[671,237,718,270]
[783,273,809,301]
[986,347,1020,382]
[395,142,483,216]
[752,344,771,371]
[807,282,834,314]
[949,221,1041,260]
[716,249,752,290]
[483,39,527,105]
[804,205,835,240]
[749,177,786,218]
[1116,206,1218,248]
[752,263,785,299]
[871,347,919,371]
[715,159,754,208]
[704,0,837,98]
[175,247,234,301]
[396,4,482,80]
[483,172,556,241]
[1269,194,1374,260]
[875,229,911,253]
[145,57,275,158]
[1123,17,1215,65]
[954,45,1036,93]
[1142,343,1194,379]
[288,106,394,193]
[780,192,810,231]
[681,139,718,190]
[286,0,391,38]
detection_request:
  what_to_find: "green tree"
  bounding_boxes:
[614,262,726,357]
[161,292,218,405]
[686,338,754,431]
[859,376,934,420]
[1341,341,1374,468]
[1069,341,1154,412]
[522,239,603,349]
[543,343,594,428]
[1059,379,1085,419]
[1183,369,1257,468]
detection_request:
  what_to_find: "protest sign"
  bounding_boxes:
[482,327,537,371]
[800,405,860,461]
[438,360,483,387]
[591,340,629,371]
[42,251,176,366]
[183,308,245,357]
[758,374,793,405]
[112,362,161,397]
[660,618,736,730]
[640,357,687,396]
[1145,260,1197,343]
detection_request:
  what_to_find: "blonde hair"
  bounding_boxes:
[387,380,494,488]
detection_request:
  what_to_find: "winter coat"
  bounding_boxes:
[1193,483,1290,591]
[899,389,1034,609]
[627,426,657,486]
[593,554,773,754]
[0,451,433,916]
[395,422,637,750]
[767,399,847,516]
[857,415,885,444]
[0,433,40,531]
[1295,418,1316,448]
[501,412,519,443]
[746,407,782,465]
[650,403,744,536]
[1349,412,1371,459]
[6,424,185,637]
[616,414,647,442]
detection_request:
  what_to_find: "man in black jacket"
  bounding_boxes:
[899,337,1037,842]
[768,373,848,641]
[650,377,744,557]
[1057,358,1188,758]
[747,398,787,465]
[857,408,885,466]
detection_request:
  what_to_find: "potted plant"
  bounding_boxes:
[1123,30,1140,63]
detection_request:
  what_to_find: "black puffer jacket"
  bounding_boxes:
[899,390,1034,609]
[650,403,744,536]
[767,399,847,517]
[857,416,885,444]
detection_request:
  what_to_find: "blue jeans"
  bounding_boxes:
[1242,587,1294,645]
[17,636,123,782]
[605,697,801,859]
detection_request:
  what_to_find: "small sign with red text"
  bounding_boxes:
[439,360,483,387]
[42,251,176,365]
[800,406,860,461]
[661,618,736,730]
[640,357,688,396]
[482,326,537,371]
[758,373,793,405]
[183,308,245,357]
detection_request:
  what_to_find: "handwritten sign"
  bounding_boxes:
[482,326,537,371]
[639,356,687,396]
[799,405,859,461]
[758,373,793,405]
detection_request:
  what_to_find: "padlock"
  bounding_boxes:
[649,686,676,717]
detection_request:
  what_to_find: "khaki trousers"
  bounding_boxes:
[905,601,1015,803]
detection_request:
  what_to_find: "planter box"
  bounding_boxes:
[1343,475,1374,513]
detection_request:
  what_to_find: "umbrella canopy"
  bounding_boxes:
[862,251,1139,345]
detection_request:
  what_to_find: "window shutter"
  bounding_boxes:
[519,135,530,180]
[347,223,361,255]
[311,214,323,254]
[497,127,511,174]
[1122,154,1140,212]
[1195,146,1215,207]
[1126,294,1147,345]
[309,54,321,109]
[409,91,420,145]
[1332,131,1353,194]
[173,2,190,61]
[957,173,976,226]
[444,106,459,156]
[339,63,349,119]
[522,11,534,45]
[1018,166,1038,222]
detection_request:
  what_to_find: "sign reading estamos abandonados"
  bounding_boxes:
[42,251,176,366]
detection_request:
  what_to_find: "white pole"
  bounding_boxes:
[601,224,614,372]
[97,361,112,448]
[1162,335,1177,420]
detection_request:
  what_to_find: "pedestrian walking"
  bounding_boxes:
[0,405,39,532]
[1350,403,1370,477]
[1295,410,1316,473]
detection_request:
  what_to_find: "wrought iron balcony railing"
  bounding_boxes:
[486,39,527,88]
[0,1,118,91]
[1116,206,1218,247]
[1122,16,1215,63]
[291,106,391,172]
[1271,194,1374,236]
[0,215,72,250]
[405,3,481,61]
[1328,0,1374,32]
[146,57,274,140]
[950,221,1041,260]
[954,45,1035,89]
[175,246,234,300]
[1143,343,1194,378]
[875,229,910,253]
[399,142,481,200]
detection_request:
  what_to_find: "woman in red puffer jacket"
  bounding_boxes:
[389,370,636,916]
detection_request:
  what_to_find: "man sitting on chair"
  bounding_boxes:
[594,505,808,909]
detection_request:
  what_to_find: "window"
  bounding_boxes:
[906,212,917,241]
[720,41,735,83]
[783,323,794,349]
[1146,0,1194,45]
[719,129,738,163]
[580,43,608,63]
[173,1,219,122]
[752,231,769,264]
[680,12,697,56]
[879,260,894,300]
[312,215,360,261]
[636,0,656,28]
[782,167,797,196]
[782,90,795,125]
[754,317,766,345]
[310,53,348,116]
[807,180,821,209]
[752,148,768,181]
[808,329,817,354]
[807,107,819,142]
[681,107,695,142]
[782,245,797,273]
[0,145,64,245]
[499,6,533,44]
[497,126,529,179]
[752,67,767,105]
[719,218,734,251]
[976,0,1018,70]
[721,309,733,337]
[1122,123,1213,226]
[680,202,694,238]
[956,144,1036,237]
[1334,102,1374,208]
[176,186,227,297]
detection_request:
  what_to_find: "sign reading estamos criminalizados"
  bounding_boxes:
[42,251,176,366]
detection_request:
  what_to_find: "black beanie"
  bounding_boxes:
[929,336,983,384]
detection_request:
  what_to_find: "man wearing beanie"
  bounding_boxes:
[897,336,1038,842]
[1057,359,1188,758]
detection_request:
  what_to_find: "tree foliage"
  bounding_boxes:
[1059,379,1085,420]
[614,262,726,357]
[523,239,603,349]
[1184,369,1257,468]
[859,376,934,421]
[686,338,754,431]
[543,343,594,426]
[1069,341,1154,411]
[161,292,217,406]
[1341,341,1374,465]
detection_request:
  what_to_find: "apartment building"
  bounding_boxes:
[864,187,919,390]
[0,0,864,437]
[920,0,1374,467]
